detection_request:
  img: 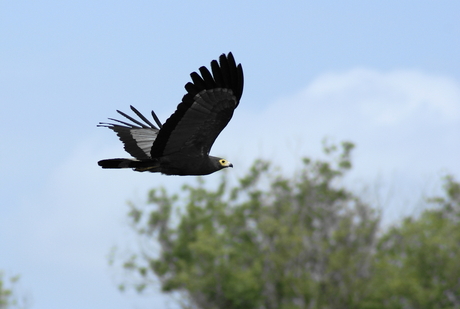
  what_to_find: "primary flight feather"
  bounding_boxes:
[98,52,243,176]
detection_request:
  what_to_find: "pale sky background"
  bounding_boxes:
[1,1,459,308]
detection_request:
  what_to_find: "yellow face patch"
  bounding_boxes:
[219,159,233,168]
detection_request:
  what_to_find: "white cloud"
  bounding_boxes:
[224,68,460,176]
[306,68,460,124]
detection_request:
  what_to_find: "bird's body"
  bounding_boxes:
[98,52,243,176]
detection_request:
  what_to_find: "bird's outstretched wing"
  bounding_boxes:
[98,105,162,160]
[150,52,244,158]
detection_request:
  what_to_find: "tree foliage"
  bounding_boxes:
[115,142,460,309]
[0,272,26,309]
[361,175,460,309]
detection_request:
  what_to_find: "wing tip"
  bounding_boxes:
[184,52,243,101]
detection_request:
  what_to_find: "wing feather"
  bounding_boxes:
[99,107,161,159]
[211,60,224,87]
[190,72,206,89]
[184,82,200,94]
[130,105,159,129]
[151,110,163,129]
[150,52,243,158]
[115,110,150,129]
[199,66,216,88]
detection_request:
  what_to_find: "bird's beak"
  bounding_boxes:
[229,162,233,168]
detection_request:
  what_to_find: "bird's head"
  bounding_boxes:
[210,156,233,171]
[218,158,233,169]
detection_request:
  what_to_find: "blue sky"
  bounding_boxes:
[1,1,459,308]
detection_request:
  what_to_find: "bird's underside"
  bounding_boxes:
[97,52,243,176]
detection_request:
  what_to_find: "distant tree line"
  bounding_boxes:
[113,141,460,309]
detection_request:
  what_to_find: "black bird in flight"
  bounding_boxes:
[98,52,244,176]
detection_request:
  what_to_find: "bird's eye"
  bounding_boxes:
[219,159,227,165]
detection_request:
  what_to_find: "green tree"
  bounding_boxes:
[0,272,26,309]
[117,142,381,309]
[362,175,460,309]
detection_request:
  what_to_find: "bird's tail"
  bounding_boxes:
[98,158,161,172]
[98,158,137,169]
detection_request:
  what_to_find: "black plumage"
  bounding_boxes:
[98,52,243,176]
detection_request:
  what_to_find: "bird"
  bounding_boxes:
[97,52,244,176]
